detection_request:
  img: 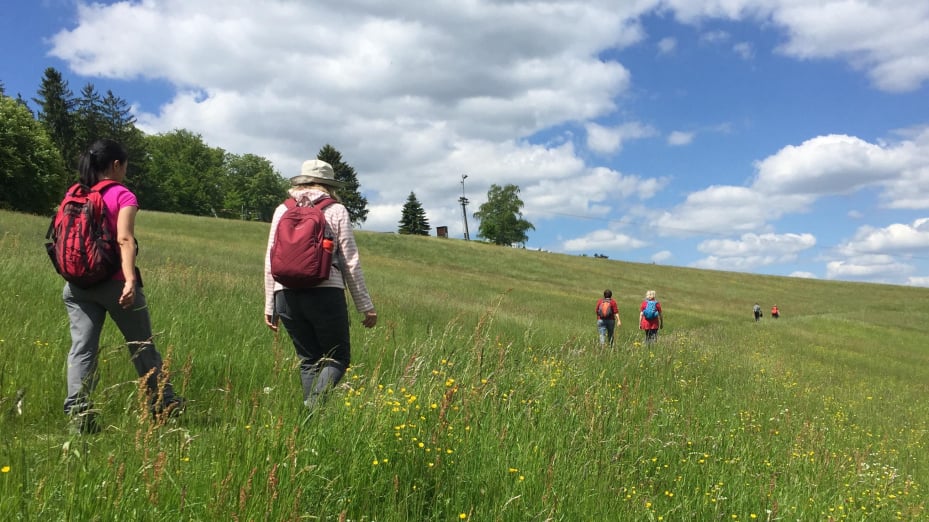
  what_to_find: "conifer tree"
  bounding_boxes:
[33,67,78,170]
[398,191,431,235]
[75,83,107,150]
[316,144,368,226]
[101,90,137,141]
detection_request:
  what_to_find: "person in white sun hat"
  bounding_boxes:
[264,158,377,414]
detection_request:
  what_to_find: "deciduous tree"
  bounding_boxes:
[473,183,534,246]
[145,130,225,215]
[223,153,288,221]
[0,95,68,213]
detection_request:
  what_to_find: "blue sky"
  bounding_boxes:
[4,1,929,286]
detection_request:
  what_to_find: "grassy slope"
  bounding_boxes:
[1,208,928,520]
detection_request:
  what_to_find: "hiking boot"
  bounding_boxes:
[69,412,101,435]
[152,396,187,418]
[301,394,325,424]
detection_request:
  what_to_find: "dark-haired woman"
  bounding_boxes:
[595,289,620,348]
[62,139,183,434]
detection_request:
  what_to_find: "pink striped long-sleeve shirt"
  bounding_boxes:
[264,188,374,316]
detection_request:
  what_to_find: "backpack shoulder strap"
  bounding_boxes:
[314,197,336,211]
[87,180,121,222]
[283,198,297,209]
[90,179,121,193]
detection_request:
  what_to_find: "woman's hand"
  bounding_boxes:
[362,310,378,328]
[118,281,135,309]
[264,314,279,332]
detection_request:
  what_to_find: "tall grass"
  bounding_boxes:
[1,208,927,520]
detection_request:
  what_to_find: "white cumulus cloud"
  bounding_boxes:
[586,121,658,154]
[667,130,695,146]
[692,232,816,271]
[562,229,647,252]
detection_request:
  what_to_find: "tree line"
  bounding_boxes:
[0,68,368,224]
[1,68,533,244]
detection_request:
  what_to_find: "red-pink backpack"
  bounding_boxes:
[270,197,337,288]
[45,180,121,288]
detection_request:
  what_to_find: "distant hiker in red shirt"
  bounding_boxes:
[639,290,663,345]
[771,305,780,319]
[595,289,620,348]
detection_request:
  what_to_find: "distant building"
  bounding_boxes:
[436,226,448,238]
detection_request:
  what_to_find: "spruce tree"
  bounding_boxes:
[101,90,138,141]
[398,191,431,235]
[33,67,78,170]
[316,144,368,226]
[75,83,106,150]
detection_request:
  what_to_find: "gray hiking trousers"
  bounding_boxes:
[62,279,175,415]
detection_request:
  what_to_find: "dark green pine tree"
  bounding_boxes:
[316,144,368,226]
[15,93,32,113]
[398,191,431,235]
[75,83,107,150]
[33,67,78,170]
[101,90,137,141]
[99,90,151,203]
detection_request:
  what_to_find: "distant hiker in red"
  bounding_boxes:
[771,305,780,319]
[264,158,377,415]
[55,139,183,435]
[595,289,620,348]
[639,290,663,345]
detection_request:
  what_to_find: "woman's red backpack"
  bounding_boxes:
[270,197,337,288]
[597,299,613,319]
[45,180,121,288]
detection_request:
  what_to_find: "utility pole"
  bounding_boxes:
[459,174,470,240]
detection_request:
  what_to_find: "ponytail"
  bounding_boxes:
[78,139,128,187]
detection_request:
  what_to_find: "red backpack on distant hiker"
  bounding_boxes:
[597,299,614,320]
[270,197,337,288]
[45,180,121,288]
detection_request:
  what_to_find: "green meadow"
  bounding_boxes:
[1,208,927,521]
